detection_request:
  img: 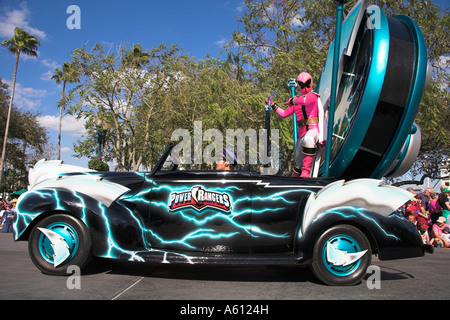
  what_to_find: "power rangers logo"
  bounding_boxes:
[168,186,232,212]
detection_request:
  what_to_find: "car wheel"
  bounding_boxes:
[28,214,92,276]
[310,224,372,286]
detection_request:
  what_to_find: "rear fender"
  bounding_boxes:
[14,188,147,256]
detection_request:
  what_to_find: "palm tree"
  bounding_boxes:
[1,27,40,191]
[121,44,150,69]
[51,62,80,160]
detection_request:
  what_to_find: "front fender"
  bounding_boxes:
[296,207,424,262]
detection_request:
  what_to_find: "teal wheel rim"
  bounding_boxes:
[38,222,79,265]
[322,234,362,277]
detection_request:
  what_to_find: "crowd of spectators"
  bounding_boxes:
[399,185,450,248]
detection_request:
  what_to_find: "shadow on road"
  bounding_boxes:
[83,258,321,284]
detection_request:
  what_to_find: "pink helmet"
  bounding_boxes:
[297,72,313,94]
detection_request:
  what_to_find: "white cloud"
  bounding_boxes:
[290,13,306,27]
[40,70,53,81]
[4,80,47,110]
[214,36,227,47]
[38,114,87,136]
[40,59,61,81]
[41,59,59,70]
[438,55,449,71]
[290,7,307,28]
[235,3,244,14]
[265,3,306,28]
[0,2,46,40]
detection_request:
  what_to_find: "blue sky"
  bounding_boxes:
[0,0,448,169]
[0,0,244,167]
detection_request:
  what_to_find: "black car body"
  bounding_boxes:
[13,145,431,285]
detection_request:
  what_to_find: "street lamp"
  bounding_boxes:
[94,117,110,160]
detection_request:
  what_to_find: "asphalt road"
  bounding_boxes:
[1,233,449,305]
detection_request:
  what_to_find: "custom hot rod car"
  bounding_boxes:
[13,145,432,286]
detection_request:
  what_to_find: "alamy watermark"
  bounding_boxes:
[66,265,81,290]
[366,265,381,289]
[66,5,81,30]
[170,121,280,174]
[367,5,381,30]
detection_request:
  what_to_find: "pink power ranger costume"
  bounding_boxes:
[266,72,326,177]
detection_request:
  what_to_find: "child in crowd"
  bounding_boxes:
[0,203,14,233]
[442,226,450,243]
[419,224,433,245]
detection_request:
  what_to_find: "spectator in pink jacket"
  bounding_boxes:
[432,216,450,248]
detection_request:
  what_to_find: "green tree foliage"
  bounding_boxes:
[0,78,49,191]
[88,157,109,171]
[68,43,190,171]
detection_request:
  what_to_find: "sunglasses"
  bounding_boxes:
[297,79,311,89]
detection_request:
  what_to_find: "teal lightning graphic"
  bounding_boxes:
[146,183,295,240]
[15,178,295,264]
[15,173,410,266]
[116,182,295,254]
